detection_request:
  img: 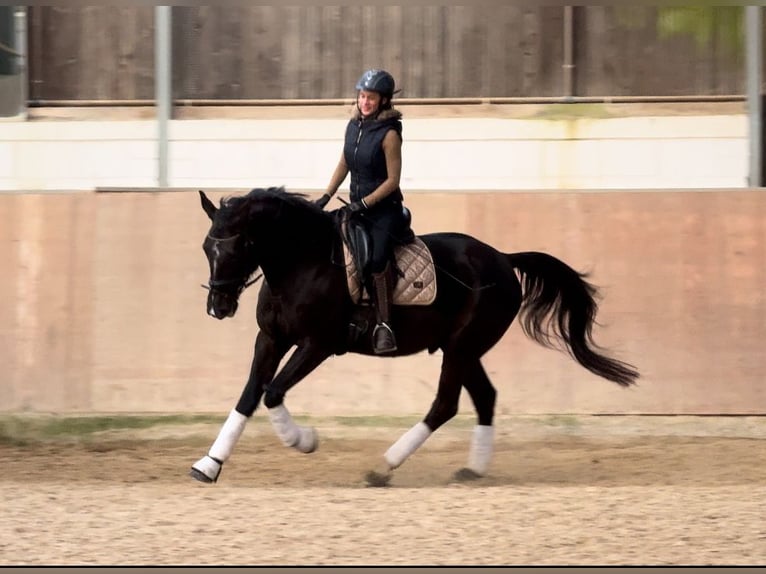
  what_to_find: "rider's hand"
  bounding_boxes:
[315,193,332,209]
[348,199,368,214]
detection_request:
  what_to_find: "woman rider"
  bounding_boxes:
[316,69,408,355]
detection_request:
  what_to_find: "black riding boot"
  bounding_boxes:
[371,263,397,354]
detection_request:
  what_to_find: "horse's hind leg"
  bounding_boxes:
[454,359,496,481]
[366,352,463,486]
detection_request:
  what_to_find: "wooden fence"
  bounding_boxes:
[26,6,747,102]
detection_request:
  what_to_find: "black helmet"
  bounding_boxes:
[355,69,396,99]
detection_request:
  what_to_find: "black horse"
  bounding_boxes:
[190,187,638,486]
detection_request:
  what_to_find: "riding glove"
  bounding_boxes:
[347,199,368,214]
[315,193,332,209]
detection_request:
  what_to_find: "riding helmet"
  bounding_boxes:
[355,69,396,100]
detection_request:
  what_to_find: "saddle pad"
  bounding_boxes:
[344,237,437,306]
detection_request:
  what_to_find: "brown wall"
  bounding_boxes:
[1,189,764,415]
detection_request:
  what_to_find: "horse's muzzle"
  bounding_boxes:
[207,291,239,319]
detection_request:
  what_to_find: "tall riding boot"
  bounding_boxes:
[371,263,397,354]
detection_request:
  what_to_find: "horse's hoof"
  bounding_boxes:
[452,467,483,482]
[295,427,318,454]
[365,469,392,487]
[189,455,222,484]
[189,467,216,484]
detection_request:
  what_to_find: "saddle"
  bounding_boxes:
[337,208,437,306]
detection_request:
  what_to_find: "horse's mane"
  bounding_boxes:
[217,186,330,227]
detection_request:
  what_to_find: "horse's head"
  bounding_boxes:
[199,186,334,318]
[199,190,259,319]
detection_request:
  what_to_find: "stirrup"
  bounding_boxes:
[372,322,397,354]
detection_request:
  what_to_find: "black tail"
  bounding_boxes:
[507,251,639,387]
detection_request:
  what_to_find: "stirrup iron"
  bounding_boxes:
[373,321,397,354]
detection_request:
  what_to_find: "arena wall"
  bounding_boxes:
[1,189,764,415]
[0,108,747,191]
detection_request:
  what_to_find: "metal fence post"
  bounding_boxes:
[14,6,27,118]
[746,6,762,187]
[563,6,575,100]
[155,6,172,188]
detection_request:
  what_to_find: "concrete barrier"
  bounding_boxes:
[0,106,748,190]
[1,189,764,415]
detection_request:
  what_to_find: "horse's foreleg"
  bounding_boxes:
[190,332,289,483]
[190,408,248,483]
[267,403,318,453]
[263,344,331,454]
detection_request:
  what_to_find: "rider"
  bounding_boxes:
[316,68,407,355]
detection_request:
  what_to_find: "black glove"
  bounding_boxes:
[315,193,332,209]
[347,200,367,214]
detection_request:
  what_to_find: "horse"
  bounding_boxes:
[190,187,639,486]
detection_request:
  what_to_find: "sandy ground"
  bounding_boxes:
[1,415,764,566]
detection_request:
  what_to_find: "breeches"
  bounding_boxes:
[360,201,405,274]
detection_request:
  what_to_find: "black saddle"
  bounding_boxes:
[340,205,415,278]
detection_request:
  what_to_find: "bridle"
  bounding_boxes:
[201,233,262,294]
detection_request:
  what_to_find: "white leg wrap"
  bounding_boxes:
[268,404,317,453]
[268,404,300,446]
[467,424,494,476]
[384,422,432,470]
[208,409,248,462]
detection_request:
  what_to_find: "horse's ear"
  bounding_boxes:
[199,190,217,220]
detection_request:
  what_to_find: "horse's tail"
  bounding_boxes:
[507,251,639,387]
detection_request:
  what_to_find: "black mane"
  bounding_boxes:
[214,186,332,234]
[222,187,325,215]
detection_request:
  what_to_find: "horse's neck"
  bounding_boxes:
[254,212,335,292]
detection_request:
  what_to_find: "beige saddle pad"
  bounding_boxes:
[344,237,437,306]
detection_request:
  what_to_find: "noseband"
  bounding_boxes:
[202,233,262,293]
